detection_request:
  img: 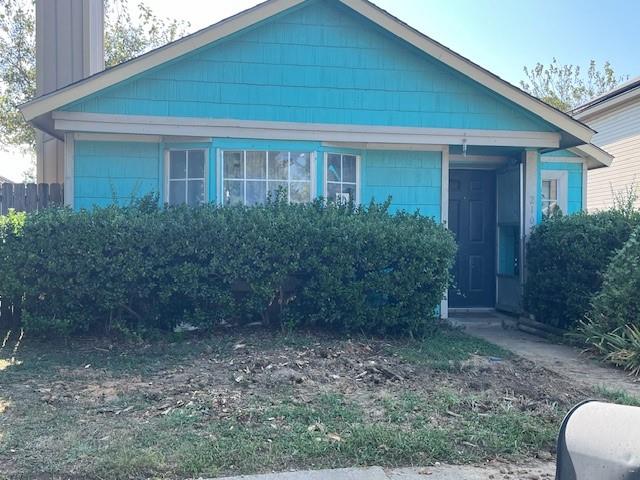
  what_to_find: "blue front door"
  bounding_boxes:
[448,169,496,308]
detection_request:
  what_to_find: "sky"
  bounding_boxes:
[2,0,639,181]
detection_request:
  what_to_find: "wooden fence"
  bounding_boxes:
[1,182,64,328]
[0,182,64,214]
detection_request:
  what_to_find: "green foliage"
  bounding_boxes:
[0,0,189,153]
[0,199,456,337]
[104,0,190,68]
[0,0,36,149]
[520,58,625,112]
[576,226,640,374]
[524,209,640,330]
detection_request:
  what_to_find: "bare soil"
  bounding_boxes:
[0,328,602,479]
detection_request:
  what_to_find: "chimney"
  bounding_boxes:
[35,0,104,184]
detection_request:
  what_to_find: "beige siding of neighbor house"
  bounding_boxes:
[586,99,640,211]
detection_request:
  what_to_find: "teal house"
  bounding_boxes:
[21,0,612,317]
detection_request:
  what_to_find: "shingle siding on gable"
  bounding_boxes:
[64,0,553,133]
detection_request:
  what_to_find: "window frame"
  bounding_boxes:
[541,170,568,216]
[164,148,209,206]
[323,152,361,204]
[218,149,316,206]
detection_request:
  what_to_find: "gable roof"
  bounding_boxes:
[572,143,613,169]
[572,76,640,120]
[21,0,596,146]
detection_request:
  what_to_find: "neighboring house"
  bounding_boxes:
[573,77,640,211]
[20,0,612,317]
[0,176,14,184]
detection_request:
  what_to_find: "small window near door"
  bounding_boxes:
[166,149,207,206]
[325,153,359,203]
[541,178,558,216]
[541,170,568,217]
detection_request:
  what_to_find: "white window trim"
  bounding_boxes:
[323,152,361,204]
[164,148,209,205]
[541,170,568,215]
[219,149,316,205]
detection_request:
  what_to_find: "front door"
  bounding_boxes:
[448,170,496,308]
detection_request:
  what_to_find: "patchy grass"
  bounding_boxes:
[0,327,594,479]
[594,385,640,407]
[389,329,510,370]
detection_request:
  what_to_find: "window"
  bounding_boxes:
[221,150,313,205]
[325,153,359,203]
[541,170,568,216]
[166,149,207,206]
[541,178,558,216]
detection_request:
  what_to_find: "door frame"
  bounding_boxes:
[447,167,497,311]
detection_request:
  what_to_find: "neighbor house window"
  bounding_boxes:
[325,153,359,203]
[541,170,568,216]
[221,150,313,205]
[166,149,207,206]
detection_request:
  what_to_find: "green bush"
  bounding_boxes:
[524,209,640,329]
[0,198,456,337]
[576,226,640,374]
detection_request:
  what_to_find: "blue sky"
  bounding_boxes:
[2,0,638,181]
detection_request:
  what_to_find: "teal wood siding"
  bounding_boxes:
[361,150,441,219]
[73,138,442,218]
[537,160,584,221]
[63,0,554,133]
[74,141,161,209]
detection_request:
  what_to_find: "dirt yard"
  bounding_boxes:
[0,326,625,479]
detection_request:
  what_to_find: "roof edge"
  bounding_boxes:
[20,0,304,120]
[569,143,613,170]
[22,0,595,144]
[573,76,640,118]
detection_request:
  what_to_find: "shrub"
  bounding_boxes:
[0,198,456,337]
[524,209,640,329]
[576,226,640,374]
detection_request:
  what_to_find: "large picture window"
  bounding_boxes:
[325,153,359,203]
[222,150,313,205]
[166,149,207,206]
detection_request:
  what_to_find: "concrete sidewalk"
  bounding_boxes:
[455,313,640,396]
[209,461,555,480]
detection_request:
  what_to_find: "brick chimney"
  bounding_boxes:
[35,0,104,183]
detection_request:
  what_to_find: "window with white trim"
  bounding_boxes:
[222,150,313,205]
[325,153,359,203]
[167,149,207,206]
[541,170,568,216]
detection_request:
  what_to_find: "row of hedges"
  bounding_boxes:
[0,197,456,337]
[524,209,640,329]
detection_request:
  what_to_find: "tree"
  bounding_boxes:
[520,58,626,112]
[0,0,189,153]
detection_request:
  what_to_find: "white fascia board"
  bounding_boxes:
[22,0,593,146]
[20,0,304,121]
[338,0,595,143]
[52,111,561,148]
[569,144,613,169]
